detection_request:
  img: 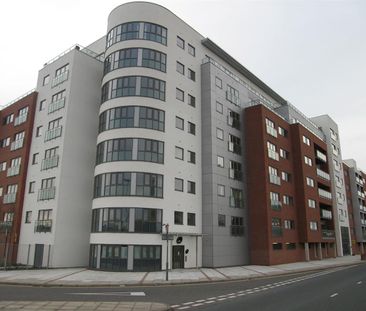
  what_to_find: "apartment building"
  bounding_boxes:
[343,159,366,255]
[0,91,37,265]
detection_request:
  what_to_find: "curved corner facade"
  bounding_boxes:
[89,2,203,271]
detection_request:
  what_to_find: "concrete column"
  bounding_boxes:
[361,242,365,255]
[318,243,323,260]
[305,243,310,261]
[127,245,134,271]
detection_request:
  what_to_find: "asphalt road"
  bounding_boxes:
[0,263,365,310]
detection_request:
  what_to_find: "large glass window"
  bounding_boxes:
[135,173,163,198]
[141,49,166,72]
[133,245,161,272]
[135,208,162,233]
[94,173,131,197]
[137,139,164,163]
[91,208,129,233]
[143,23,167,45]
[140,77,165,101]
[100,245,128,271]
[139,107,165,131]
[96,139,133,164]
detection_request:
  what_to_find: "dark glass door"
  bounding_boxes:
[172,245,184,269]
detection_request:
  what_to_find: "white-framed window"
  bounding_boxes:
[279,148,289,159]
[308,199,316,208]
[282,171,290,182]
[302,136,310,146]
[175,146,184,160]
[217,184,225,196]
[304,156,313,166]
[174,178,183,192]
[306,177,315,187]
[309,221,318,231]
[283,195,293,205]
[177,36,185,49]
[217,156,224,168]
[176,61,185,75]
[0,162,6,172]
[216,128,224,140]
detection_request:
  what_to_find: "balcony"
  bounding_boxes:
[227,116,240,129]
[231,225,244,236]
[10,138,24,151]
[226,91,239,105]
[269,174,281,185]
[3,193,16,204]
[14,113,28,126]
[41,155,59,171]
[48,98,65,114]
[229,196,243,208]
[268,149,279,161]
[51,70,69,88]
[322,229,335,239]
[316,168,330,181]
[34,220,52,233]
[316,150,327,162]
[228,142,241,155]
[271,200,282,211]
[38,187,56,201]
[318,188,332,200]
[272,226,283,237]
[321,209,332,220]
[7,165,20,177]
[44,126,62,142]
[229,169,242,181]
[266,124,278,138]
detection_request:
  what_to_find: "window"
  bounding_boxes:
[140,77,166,101]
[306,177,314,187]
[139,107,165,131]
[135,208,162,233]
[3,114,14,125]
[278,126,287,137]
[281,171,290,182]
[96,139,133,163]
[0,137,10,148]
[332,144,338,155]
[217,184,225,197]
[304,156,312,166]
[286,243,296,250]
[226,85,239,105]
[270,192,280,210]
[310,221,318,231]
[174,211,183,225]
[308,199,316,208]
[217,156,224,168]
[18,106,28,117]
[106,22,140,48]
[48,118,61,130]
[175,116,184,130]
[231,217,244,236]
[0,187,2,197]
[7,184,18,194]
[175,178,183,192]
[175,146,184,160]
[176,88,184,102]
[141,48,166,72]
[94,172,132,197]
[283,195,294,206]
[265,118,277,137]
[272,217,282,236]
[0,162,6,172]
[32,153,39,165]
[188,94,196,107]
[41,177,55,190]
[25,211,32,223]
[228,110,240,129]
[279,148,289,159]
[216,128,224,140]
[302,136,310,146]
[45,146,59,159]
[176,61,185,75]
[284,220,295,229]
[135,173,163,198]
[187,213,196,226]
[133,245,161,272]
[14,131,25,141]
[177,36,185,49]
[188,69,196,81]
[187,181,196,194]
[216,101,223,114]
[29,181,35,193]
[228,134,241,155]
[272,243,282,250]
[104,48,138,73]
[43,75,50,86]
[55,64,69,77]
[188,122,196,135]
[188,44,195,56]
[230,188,243,208]
[215,77,222,89]
[269,166,280,185]
[93,208,130,233]
[137,139,164,163]
[10,157,21,168]
[39,100,46,111]
[187,151,196,164]
[218,214,226,227]
[143,23,167,45]
[229,161,242,180]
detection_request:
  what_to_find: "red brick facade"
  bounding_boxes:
[0,92,37,264]
[245,104,336,265]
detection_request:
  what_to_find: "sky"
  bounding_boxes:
[0,0,365,168]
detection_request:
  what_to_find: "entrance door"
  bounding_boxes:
[172,245,184,269]
[34,244,44,268]
[341,226,351,255]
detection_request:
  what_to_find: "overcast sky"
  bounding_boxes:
[1,0,365,168]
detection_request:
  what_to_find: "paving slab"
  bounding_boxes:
[243,265,284,275]
[216,266,259,279]
[200,268,228,281]
[143,269,207,284]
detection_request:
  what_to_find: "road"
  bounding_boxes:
[0,263,365,310]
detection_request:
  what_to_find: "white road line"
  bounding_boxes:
[237,293,247,296]
[217,297,228,301]
[183,302,194,305]
[357,281,362,285]
[330,293,338,298]
[178,307,191,310]
[171,305,180,308]
[68,291,146,296]
[192,303,204,307]
[205,300,215,304]
[207,297,217,300]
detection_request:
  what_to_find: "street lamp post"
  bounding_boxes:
[164,223,169,281]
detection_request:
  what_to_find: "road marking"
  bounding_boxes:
[192,303,204,307]
[183,302,194,305]
[205,300,215,304]
[357,281,362,285]
[178,307,191,310]
[68,291,146,296]
[330,293,338,298]
[207,297,217,300]
[217,297,228,301]
[171,305,180,308]
[195,299,205,303]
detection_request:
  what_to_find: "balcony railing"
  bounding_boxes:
[226,91,239,105]
[3,193,16,204]
[268,149,279,161]
[322,229,335,239]
[229,196,243,208]
[272,226,283,237]
[316,150,327,162]
[48,98,65,114]
[231,225,244,236]
[266,124,278,138]
[321,209,332,220]
[34,220,52,233]
[14,113,28,126]
[228,142,241,155]
[10,138,24,151]
[51,70,69,88]
[229,169,242,181]
[41,155,59,171]
[269,174,281,185]
[7,165,20,177]
[44,126,62,142]
[271,200,282,211]
[316,168,330,181]
[318,188,332,200]
[227,116,240,129]
[38,187,56,201]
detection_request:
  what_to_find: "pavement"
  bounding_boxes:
[0,256,363,311]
